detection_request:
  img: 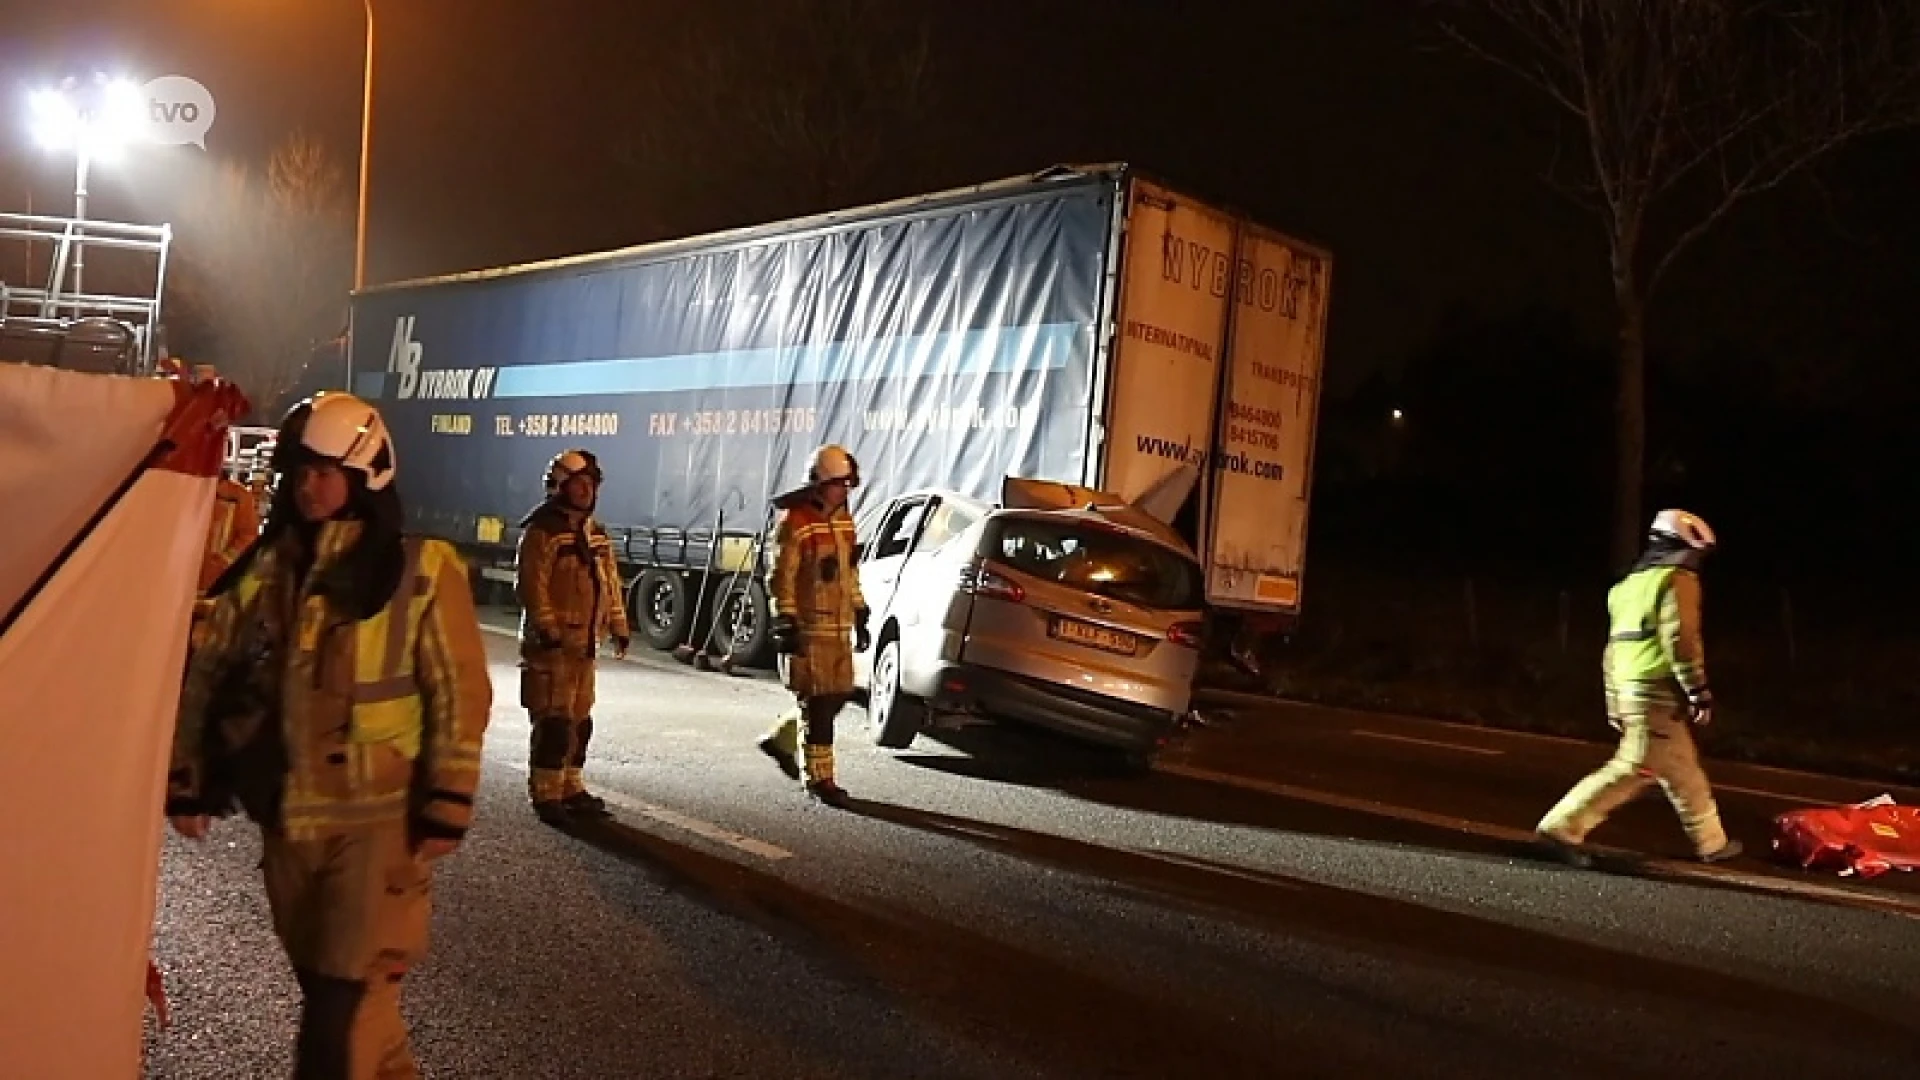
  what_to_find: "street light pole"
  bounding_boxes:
[354,0,374,291]
[72,145,90,312]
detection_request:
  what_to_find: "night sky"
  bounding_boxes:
[5,1,1918,574]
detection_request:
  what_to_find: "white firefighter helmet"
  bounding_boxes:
[807,444,860,488]
[1650,508,1716,550]
[300,392,397,492]
[545,448,603,493]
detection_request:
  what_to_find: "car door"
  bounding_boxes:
[852,496,929,684]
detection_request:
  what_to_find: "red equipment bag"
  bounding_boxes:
[1771,795,1920,878]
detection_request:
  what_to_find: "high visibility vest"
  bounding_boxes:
[1604,564,1706,697]
[231,535,448,818]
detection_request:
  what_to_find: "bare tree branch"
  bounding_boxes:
[167,131,353,416]
[1433,0,1920,562]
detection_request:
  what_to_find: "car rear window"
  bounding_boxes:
[983,516,1204,611]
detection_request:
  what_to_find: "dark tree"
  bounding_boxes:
[1436,0,1920,563]
[613,0,939,238]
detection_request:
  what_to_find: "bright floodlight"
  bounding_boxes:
[28,88,80,151]
[27,76,150,161]
[95,78,148,150]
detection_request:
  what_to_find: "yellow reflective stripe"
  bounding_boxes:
[276,790,412,838]
[1606,568,1674,686]
[382,539,428,678]
[234,566,263,605]
[346,539,435,760]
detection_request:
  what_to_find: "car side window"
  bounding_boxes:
[872,499,927,561]
[917,503,976,554]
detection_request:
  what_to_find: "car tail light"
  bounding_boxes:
[960,560,1025,603]
[1166,620,1205,649]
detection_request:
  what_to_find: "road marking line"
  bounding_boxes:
[1715,782,1824,803]
[606,795,795,862]
[1132,848,1304,890]
[1191,688,1920,801]
[496,761,793,862]
[1154,762,1920,920]
[1350,729,1502,756]
[1158,762,1536,843]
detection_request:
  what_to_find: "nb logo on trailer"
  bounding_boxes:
[386,315,498,401]
[389,316,423,399]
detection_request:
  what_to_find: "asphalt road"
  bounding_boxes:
[144,625,1920,1078]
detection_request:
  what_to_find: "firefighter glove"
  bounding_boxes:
[1688,688,1715,727]
[771,614,802,655]
[855,606,872,653]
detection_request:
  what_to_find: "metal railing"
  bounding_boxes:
[0,210,173,375]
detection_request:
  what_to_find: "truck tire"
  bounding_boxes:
[707,579,773,668]
[631,569,692,651]
[867,633,924,749]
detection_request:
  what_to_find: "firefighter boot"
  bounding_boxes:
[561,717,610,817]
[1699,839,1744,863]
[759,709,802,781]
[561,775,610,817]
[803,744,850,808]
[1533,827,1594,869]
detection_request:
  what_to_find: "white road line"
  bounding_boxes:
[1154,762,1920,920]
[1192,688,1920,801]
[1158,763,1537,844]
[1131,848,1304,890]
[604,794,795,862]
[1350,729,1503,756]
[1714,782,1827,803]
[496,761,793,862]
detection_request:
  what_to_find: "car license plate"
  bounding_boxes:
[1050,617,1137,656]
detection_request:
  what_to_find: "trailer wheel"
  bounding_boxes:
[631,569,692,651]
[707,579,773,668]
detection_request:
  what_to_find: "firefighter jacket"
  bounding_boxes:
[769,500,865,636]
[516,503,630,658]
[198,476,261,594]
[1603,564,1708,715]
[168,521,493,843]
[768,499,864,698]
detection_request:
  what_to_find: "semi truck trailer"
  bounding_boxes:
[345,163,1332,669]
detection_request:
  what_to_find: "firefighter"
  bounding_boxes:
[165,362,260,643]
[756,444,870,808]
[517,448,630,824]
[200,469,262,592]
[166,391,493,1079]
[1536,509,1743,867]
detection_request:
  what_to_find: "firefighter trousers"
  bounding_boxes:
[765,694,850,785]
[522,653,598,804]
[260,818,432,1080]
[1537,704,1729,857]
[528,712,597,803]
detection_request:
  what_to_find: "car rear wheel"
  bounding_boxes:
[868,634,924,749]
